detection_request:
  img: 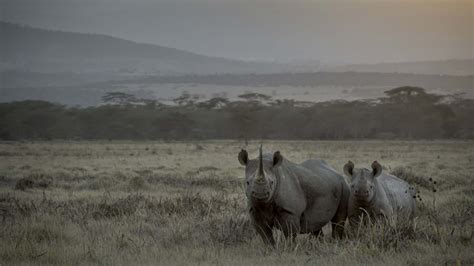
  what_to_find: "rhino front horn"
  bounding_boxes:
[256,144,265,182]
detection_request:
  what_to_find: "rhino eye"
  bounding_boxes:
[246,181,250,186]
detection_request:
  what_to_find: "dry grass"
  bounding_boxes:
[0,140,472,265]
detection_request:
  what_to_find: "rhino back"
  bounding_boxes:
[297,159,345,193]
[272,159,342,216]
[301,159,347,187]
[301,159,337,175]
[379,173,416,216]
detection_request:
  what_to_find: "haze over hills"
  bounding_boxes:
[1,22,472,106]
[0,21,294,77]
[324,59,474,76]
[2,21,473,80]
[2,71,472,106]
[115,72,471,89]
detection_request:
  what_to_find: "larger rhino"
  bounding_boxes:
[343,160,416,226]
[238,146,349,245]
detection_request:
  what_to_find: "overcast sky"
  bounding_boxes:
[1,0,472,63]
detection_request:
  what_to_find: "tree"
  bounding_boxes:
[383,86,442,105]
[196,97,229,109]
[102,92,138,105]
[173,91,201,107]
[238,93,272,103]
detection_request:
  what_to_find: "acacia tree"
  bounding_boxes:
[381,86,448,138]
[173,91,201,107]
[238,93,272,104]
[383,86,443,105]
[102,92,138,105]
[196,97,229,109]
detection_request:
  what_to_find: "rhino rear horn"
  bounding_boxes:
[273,151,283,167]
[238,149,248,165]
[343,161,354,177]
[371,161,382,177]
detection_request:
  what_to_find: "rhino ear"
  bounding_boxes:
[371,161,382,178]
[238,149,248,166]
[343,161,354,177]
[273,151,283,167]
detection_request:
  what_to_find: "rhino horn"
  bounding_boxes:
[256,144,266,182]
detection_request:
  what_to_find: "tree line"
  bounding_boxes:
[0,87,472,140]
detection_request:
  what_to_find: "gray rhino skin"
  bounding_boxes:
[343,161,416,226]
[238,146,349,245]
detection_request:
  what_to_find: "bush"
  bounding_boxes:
[128,176,146,190]
[15,178,34,191]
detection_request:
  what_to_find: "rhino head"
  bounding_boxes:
[344,161,383,204]
[238,145,283,202]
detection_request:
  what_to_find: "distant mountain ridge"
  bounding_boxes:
[1,21,473,92]
[1,21,472,77]
[325,59,474,76]
[0,21,290,75]
[116,71,472,91]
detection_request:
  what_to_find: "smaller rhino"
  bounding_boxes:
[343,161,416,226]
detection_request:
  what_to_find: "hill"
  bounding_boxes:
[120,71,472,90]
[0,21,288,76]
[325,59,474,76]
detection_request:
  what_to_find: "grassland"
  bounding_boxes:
[0,140,472,265]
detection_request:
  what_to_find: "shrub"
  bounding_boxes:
[15,178,34,191]
[128,176,146,190]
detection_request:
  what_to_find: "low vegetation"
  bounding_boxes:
[0,140,472,265]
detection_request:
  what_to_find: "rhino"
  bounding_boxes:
[238,146,349,245]
[343,160,416,226]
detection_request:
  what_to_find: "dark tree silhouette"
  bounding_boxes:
[102,92,138,105]
[1,87,472,140]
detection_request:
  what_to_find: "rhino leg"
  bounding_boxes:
[276,212,300,242]
[310,229,324,238]
[349,215,362,228]
[331,182,349,238]
[331,219,345,238]
[254,222,275,246]
[249,209,275,246]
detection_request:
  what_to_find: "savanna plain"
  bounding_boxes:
[0,140,472,265]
